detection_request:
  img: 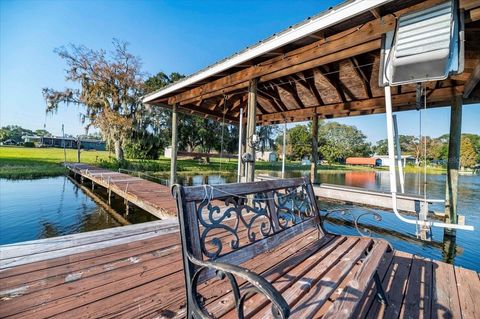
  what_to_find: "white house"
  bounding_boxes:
[376,155,416,167]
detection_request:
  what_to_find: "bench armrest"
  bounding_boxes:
[187,254,290,319]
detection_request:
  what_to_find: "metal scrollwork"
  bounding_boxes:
[188,255,290,319]
[323,207,382,237]
[274,184,315,229]
[196,193,273,259]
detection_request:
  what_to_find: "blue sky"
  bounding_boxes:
[1,0,479,142]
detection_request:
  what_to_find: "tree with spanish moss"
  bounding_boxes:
[43,39,144,161]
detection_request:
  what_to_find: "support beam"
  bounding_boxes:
[463,61,480,98]
[245,79,258,182]
[310,114,319,184]
[444,95,463,237]
[170,103,178,186]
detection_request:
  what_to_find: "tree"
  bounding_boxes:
[256,125,278,154]
[0,125,34,143]
[34,129,51,137]
[125,72,185,159]
[43,40,144,161]
[318,122,371,163]
[287,125,311,160]
[460,136,477,169]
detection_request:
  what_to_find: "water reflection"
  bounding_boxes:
[0,177,120,244]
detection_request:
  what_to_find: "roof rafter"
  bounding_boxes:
[257,85,465,124]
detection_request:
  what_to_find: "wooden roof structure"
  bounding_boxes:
[143,0,480,125]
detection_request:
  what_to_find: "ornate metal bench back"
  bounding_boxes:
[173,177,324,283]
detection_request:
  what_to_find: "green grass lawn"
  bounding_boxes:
[0,146,110,179]
[0,146,446,180]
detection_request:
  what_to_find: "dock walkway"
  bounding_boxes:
[67,163,177,218]
[1,219,479,318]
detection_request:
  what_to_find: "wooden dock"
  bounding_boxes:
[67,163,177,218]
[1,219,479,319]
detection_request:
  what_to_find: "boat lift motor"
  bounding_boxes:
[379,0,473,239]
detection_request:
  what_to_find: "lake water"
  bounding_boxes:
[0,177,120,244]
[1,170,479,271]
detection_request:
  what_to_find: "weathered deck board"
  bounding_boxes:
[1,222,478,318]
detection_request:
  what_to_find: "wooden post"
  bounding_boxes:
[77,137,81,163]
[245,79,258,182]
[170,103,178,186]
[444,95,462,237]
[310,115,319,184]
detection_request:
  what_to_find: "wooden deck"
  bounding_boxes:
[1,220,478,319]
[66,163,177,218]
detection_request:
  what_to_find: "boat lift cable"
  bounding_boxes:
[384,86,474,232]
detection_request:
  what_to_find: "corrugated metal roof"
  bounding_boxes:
[142,0,393,104]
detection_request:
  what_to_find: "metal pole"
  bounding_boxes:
[393,115,405,193]
[282,121,286,179]
[237,108,243,183]
[170,104,178,186]
[62,124,66,165]
[385,86,397,194]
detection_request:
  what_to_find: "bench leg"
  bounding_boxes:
[373,271,388,306]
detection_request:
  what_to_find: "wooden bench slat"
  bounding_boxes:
[365,250,413,318]
[322,240,390,318]
[250,237,363,318]
[354,247,394,318]
[286,238,373,319]
[216,235,345,318]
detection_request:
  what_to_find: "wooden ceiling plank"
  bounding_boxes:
[265,86,288,112]
[350,57,373,98]
[289,73,319,107]
[302,69,324,106]
[313,67,342,104]
[257,91,282,113]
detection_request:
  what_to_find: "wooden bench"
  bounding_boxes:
[173,177,390,318]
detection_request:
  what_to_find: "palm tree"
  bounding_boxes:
[256,125,278,155]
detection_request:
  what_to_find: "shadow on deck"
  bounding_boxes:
[0,220,478,318]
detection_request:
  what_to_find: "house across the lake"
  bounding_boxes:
[346,157,381,167]
[22,135,106,151]
[376,155,416,167]
[346,155,416,167]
